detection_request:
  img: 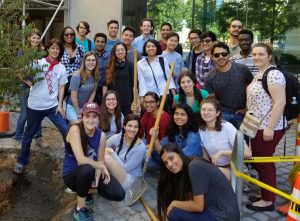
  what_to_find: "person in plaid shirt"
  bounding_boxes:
[195,31,217,87]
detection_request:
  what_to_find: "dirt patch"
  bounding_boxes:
[0,151,75,221]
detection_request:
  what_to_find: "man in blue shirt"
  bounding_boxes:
[132,18,154,54]
[105,20,121,55]
[94,33,109,105]
[75,21,94,52]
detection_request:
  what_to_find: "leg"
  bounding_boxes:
[63,164,95,208]
[46,106,68,143]
[168,208,217,221]
[218,167,230,181]
[17,107,45,165]
[97,174,125,201]
[15,88,29,140]
[104,151,127,188]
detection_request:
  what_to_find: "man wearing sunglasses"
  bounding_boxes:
[227,19,243,57]
[204,42,253,129]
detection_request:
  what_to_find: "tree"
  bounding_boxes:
[0,0,41,103]
[147,0,185,34]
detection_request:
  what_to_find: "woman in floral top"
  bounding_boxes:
[246,43,286,212]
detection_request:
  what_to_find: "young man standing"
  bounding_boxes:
[132,18,154,54]
[231,29,259,76]
[159,22,183,55]
[121,26,141,64]
[94,33,109,105]
[75,21,94,52]
[204,42,253,129]
[187,29,202,76]
[227,19,243,57]
[105,20,121,55]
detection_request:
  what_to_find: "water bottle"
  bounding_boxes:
[291,96,298,119]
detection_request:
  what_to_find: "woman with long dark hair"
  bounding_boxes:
[99,90,124,139]
[150,103,202,158]
[173,71,209,115]
[62,102,125,221]
[103,42,134,116]
[64,51,99,124]
[104,114,146,194]
[199,95,251,180]
[157,143,240,221]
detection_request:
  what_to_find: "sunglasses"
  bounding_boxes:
[213,52,228,58]
[64,32,75,37]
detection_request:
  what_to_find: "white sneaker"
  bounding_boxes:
[65,187,76,194]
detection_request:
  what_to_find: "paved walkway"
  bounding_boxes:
[0,112,296,220]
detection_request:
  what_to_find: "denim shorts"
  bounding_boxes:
[64,102,80,122]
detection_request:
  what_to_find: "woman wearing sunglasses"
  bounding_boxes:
[60,26,85,77]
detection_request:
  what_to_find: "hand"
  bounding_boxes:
[92,169,101,188]
[131,102,141,114]
[211,151,222,165]
[167,201,175,216]
[105,148,114,155]
[56,104,65,117]
[101,166,110,185]
[263,127,274,141]
[149,128,159,139]
[23,80,33,87]
[77,112,82,120]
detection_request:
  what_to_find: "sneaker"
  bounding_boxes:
[35,137,50,148]
[73,207,94,221]
[85,194,94,205]
[65,187,76,194]
[13,162,24,174]
[13,139,21,149]
[124,178,148,206]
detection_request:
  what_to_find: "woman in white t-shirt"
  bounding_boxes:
[198,95,251,180]
[246,43,286,212]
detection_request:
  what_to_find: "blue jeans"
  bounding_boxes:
[17,106,68,165]
[168,208,217,221]
[15,86,42,140]
[222,112,244,129]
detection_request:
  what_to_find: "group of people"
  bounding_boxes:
[12,16,287,221]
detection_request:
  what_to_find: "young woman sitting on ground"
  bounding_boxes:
[99,90,124,139]
[157,143,240,221]
[104,114,147,204]
[199,95,252,180]
[62,102,125,221]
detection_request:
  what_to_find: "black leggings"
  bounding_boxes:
[63,164,125,201]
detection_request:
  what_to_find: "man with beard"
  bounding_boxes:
[159,22,183,55]
[105,20,121,55]
[231,29,259,77]
[204,42,253,129]
[227,19,243,57]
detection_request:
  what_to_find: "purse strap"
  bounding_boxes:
[146,58,160,94]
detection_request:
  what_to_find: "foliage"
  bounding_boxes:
[147,0,185,34]
[0,0,42,102]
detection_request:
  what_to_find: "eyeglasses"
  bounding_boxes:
[85,59,96,63]
[144,100,156,105]
[213,52,228,58]
[106,98,117,101]
[231,25,242,29]
[201,39,212,44]
[64,32,75,37]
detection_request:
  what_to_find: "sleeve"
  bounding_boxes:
[244,66,254,85]
[164,58,176,89]
[128,61,134,87]
[59,65,68,85]
[195,56,202,84]
[225,122,237,148]
[158,112,170,140]
[200,89,209,99]
[69,74,81,91]
[267,69,286,86]
[182,132,202,156]
[204,71,214,94]
[106,134,120,150]
[123,145,146,173]
[139,114,146,138]
[173,94,179,104]
[137,61,147,96]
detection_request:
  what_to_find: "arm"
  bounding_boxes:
[88,86,97,103]
[57,84,65,117]
[102,85,108,96]
[167,195,204,215]
[70,90,81,116]
[264,83,286,141]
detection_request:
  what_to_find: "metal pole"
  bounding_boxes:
[41,0,64,40]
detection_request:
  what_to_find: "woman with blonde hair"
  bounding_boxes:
[64,51,99,124]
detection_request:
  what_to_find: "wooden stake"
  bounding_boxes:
[133,49,138,115]
[140,197,158,221]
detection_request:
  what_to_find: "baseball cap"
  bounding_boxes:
[82,102,100,115]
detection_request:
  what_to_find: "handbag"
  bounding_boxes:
[239,111,267,138]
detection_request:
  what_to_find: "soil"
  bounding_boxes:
[0,150,75,221]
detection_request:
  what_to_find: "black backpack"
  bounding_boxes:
[260,67,300,121]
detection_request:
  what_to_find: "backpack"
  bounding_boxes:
[260,67,300,122]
